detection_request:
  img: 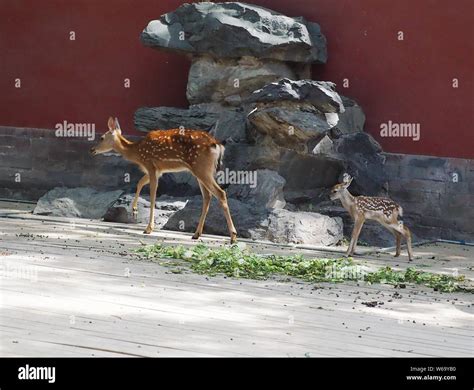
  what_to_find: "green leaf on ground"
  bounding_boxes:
[134,244,470,293]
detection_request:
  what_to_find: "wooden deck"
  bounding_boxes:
[0,202,472,357]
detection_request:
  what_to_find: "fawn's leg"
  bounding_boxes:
[403,225,414,261]
[201,176,237,244]
[192,180,212,240]
[132,174,149,219]
[387,227,402,257]
[391,222,414,261]
[347,217,365,256]
[144,172,158,234]
[395,232,402,257]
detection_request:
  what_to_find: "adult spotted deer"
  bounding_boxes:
[330,174,413,260]
[90,117,237,243]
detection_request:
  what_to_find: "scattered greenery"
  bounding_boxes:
[134,243,470,293]
[365,266,466,293]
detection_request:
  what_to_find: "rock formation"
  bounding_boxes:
[132,1,388,245]
[34,187,123,219]
[38,2,390,246]
[140,2,327,64]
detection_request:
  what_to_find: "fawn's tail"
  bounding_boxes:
[211,142,225,172]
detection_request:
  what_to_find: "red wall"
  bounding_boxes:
[1,0,472,158]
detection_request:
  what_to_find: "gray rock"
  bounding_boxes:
[331,96,366,136]
[333,132,382,156]
[332,133,387,196]
[247,101,333,152]
[312,135,334,155]
[264,209,343,246]
[246,78,344,113]
[160,172,201,197]
[224,140,344,205]
[163,196,342,245]
[278,149,344,202]
[223,140,283,171]
[33,187,123,219]
[155,195,189,211]
[135,104,248,143]
[220,131,385,206]
[226,169,286,209]
[134,105,219,132]
[306,132,386,196]
[164,197,268,239]
[283,189,328,206]
[210,108,248,143]
[187,55,296,105]
[140,2,327,64]
[103,193,188,227]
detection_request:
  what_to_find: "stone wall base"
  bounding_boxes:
[1,126,472,242]
[0,126,142,200]
[384,153,474,242]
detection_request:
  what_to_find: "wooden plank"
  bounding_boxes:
[0,303,429,358]
[1,209,473,357]
[2,266,470,356]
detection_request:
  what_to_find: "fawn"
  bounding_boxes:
[90,117,237,243]
[330,174,413,260]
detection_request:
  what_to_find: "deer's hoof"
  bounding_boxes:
[143,226,154,234]
[192,233,200,240]
[230,233,237,244]
[394,253,400,258]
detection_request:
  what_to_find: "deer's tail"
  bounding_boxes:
[211,142,225,172]
[216,143,225,171]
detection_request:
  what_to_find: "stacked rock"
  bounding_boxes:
[134,2,387,245]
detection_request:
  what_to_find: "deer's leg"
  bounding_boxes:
[386,227,402,257]
[347,217,365,256]
[391,222,414,261]
[202,176,237,244]
[394,231,402,257]
[132,174,149,220]
[402,225,414,261]
[144,172,159,234]
[192,180,212,240]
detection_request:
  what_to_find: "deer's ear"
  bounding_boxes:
[342,173,353,188]
[107,116,115,131]
[114,117,122,134]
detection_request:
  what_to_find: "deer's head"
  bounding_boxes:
[90,117,122,155]
[330,173,353,201]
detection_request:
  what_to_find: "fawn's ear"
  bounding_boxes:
[114,117,122,134]
[342,173,353,187]
[107,116,115,131]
